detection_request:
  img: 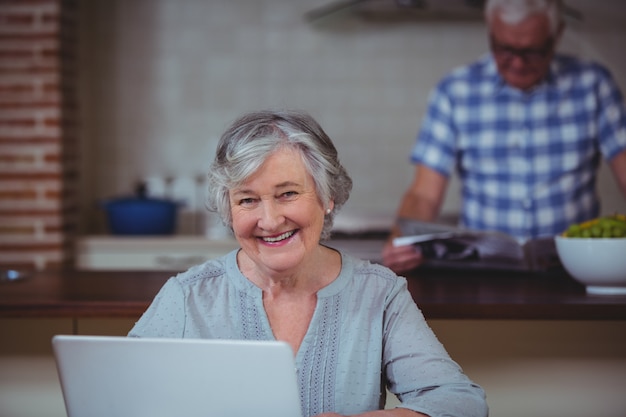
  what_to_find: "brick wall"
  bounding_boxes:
[0,0,78,271]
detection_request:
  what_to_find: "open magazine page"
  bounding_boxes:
[394,218,529,271]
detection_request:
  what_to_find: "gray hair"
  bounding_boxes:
[206,110,353,240]
[485,0,563,36]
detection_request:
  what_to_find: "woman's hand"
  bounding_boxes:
[381,239,424,273]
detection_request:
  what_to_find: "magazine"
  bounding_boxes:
[393,218,561,272]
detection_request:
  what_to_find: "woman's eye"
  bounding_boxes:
[239,198,256,206]
[281,191,298,199]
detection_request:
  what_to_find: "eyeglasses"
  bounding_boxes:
[490,36,555,63]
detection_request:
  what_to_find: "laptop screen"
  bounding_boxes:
[52,335,303,417]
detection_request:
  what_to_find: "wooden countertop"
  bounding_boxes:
[1,268,625,320]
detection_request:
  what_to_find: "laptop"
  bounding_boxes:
[52,335,303,417]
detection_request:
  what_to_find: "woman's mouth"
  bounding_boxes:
[261,230,296,243]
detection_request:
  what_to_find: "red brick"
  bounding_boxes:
[0,136,60,144]
[0,0,78,271]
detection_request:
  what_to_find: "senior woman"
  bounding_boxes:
[128,110,488,417]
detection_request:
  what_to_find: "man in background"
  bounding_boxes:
[383,0,626,273]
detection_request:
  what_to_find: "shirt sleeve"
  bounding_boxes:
[128,277,186,338]
[383,277,488,417]
[410,81,458,178]
[595,63,626,160]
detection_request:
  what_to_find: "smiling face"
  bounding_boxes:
[490,12,561,91]
[230,147,332,278]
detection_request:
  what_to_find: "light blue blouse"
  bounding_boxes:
[129,249,488,417]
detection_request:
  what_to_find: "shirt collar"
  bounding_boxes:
[487,53,559,96]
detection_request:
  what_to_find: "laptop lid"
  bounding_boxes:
[52,335,302,417]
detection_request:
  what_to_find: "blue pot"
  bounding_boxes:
[102,197,180,235]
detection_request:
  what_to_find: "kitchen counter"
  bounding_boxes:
[2,267,625,417]
[2,267,625,320]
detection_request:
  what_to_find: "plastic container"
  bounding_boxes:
[102,197,180,235]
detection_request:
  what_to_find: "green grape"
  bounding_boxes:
[562,214,626,238]
[566,224,581,237]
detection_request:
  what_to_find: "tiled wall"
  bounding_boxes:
[79,0,626,235]
[3,1,624,249]
[0,0,78,270]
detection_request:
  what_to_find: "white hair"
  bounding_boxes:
[206,110,353,240]
[484,0,563,35]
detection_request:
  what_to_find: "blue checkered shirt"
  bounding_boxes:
[411,54,626,241]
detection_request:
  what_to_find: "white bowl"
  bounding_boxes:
[555,236,626,295]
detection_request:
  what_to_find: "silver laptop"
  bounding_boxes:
[52,335,303,417]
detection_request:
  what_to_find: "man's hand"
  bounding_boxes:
[382,238,424,273]
[383,164,447,274]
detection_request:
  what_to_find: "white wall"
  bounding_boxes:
[78,0,626,234]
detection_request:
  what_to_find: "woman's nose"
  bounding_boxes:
[257,201,283,230]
